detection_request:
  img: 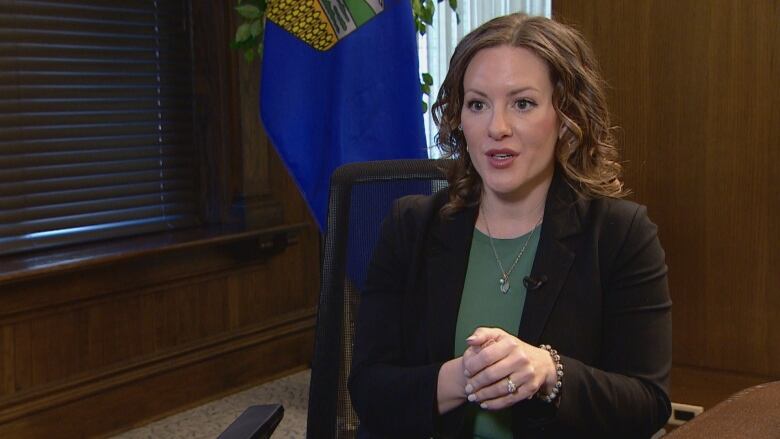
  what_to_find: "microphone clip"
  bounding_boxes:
[523,275,548,291]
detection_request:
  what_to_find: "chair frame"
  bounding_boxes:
[307,159,452,438]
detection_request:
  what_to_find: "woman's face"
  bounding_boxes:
[461,45,559,203]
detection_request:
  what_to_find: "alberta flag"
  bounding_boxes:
[260,0,428,229]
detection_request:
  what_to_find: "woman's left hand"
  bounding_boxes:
[462,327,556,410]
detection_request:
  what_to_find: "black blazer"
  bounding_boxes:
[348,171,672,438]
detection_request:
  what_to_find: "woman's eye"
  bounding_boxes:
[514,98,536,111]
[466,100,485,111]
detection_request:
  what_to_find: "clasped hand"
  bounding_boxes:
[461,327,556,410]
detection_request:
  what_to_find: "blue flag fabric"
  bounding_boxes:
[260,0,428,229]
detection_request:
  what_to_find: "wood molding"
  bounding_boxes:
[0,223,307,288]
[0,330,315,438]
[0,307,315,425]
[0,224,310,324]
[0,255,286,327]
[191,0,239,224]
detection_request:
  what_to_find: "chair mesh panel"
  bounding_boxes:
[307,159,451,439]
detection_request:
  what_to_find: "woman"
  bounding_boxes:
[348,13,671,438]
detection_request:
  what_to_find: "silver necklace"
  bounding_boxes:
[481,207,543,294]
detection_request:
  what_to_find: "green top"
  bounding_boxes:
[454,226,541,439]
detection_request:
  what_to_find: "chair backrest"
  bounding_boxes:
[307,159,452,439]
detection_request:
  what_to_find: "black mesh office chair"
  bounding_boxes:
[220,159,452,439]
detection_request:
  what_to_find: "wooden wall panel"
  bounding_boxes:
[1,328,13,395]
[553,0,779,377]
[0,321,315,438]
[0,223,319,437]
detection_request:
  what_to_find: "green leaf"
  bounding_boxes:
[422,84,431,94]
[232,35,258,50]
[244,49,256,62]
[422,101,428,113]
[448,0,458,11]
[422,72,433,85]
[235,22,251,42]
[420,0,435,24]
[250,19,263,37]
[411,0,423,16]
[235,4,261,19]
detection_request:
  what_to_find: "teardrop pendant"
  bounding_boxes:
[499,276,510,294]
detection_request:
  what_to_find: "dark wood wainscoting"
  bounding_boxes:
[0,220,319,438]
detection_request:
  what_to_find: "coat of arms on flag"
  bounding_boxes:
[266,0,386,51]
[261,0,427,229]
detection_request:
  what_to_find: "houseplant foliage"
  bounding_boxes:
[231,0,458,112]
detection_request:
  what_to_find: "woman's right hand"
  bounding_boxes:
[462,327,557,410]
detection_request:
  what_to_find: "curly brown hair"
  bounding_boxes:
[432,13,626,217]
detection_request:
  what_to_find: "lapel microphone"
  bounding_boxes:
[523,275,548,291]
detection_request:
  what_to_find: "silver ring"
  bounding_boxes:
[506,377,517,394]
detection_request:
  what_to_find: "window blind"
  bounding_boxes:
[0,0,199,256]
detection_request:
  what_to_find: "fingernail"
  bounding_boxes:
[480,402,487,409]
[464,369,471,377]
[465,384,473,393]
[467,393,476,402]
[466,336,476,342]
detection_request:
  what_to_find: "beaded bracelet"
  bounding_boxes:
[537,344,563,403]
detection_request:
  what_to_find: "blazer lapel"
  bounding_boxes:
[518,171,584,345]
[422,170,586,358]
[425,205,477,363]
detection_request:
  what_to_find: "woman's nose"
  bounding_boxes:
[488,108,512,139]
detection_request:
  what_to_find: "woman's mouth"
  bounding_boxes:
[486,149,517,168]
